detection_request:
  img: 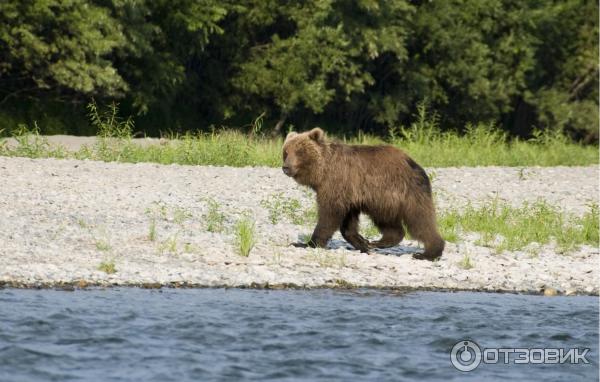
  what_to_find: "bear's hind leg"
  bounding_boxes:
[405,214,444,261]
[340,210,370,253]
[368,225,404,249]
[413,238,444,261]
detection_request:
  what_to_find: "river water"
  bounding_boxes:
[0,289,597,381]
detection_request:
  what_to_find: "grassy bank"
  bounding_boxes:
[438,200,599,253]
[0,117,597,167]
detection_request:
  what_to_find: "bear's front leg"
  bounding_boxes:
[306,206,342,248]
[290,224,335,248]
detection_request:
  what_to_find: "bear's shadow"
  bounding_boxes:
[327,239,423,257]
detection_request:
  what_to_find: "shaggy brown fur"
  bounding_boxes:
[282,127,444,260]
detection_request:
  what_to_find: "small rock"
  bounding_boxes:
[142,282,162,289]
[543,287,558,296]
[565,288,578,296]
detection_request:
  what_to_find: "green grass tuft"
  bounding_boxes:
[97,260,117,274]
[173,207,192,225]
[261,193,317,225]
[148,217,157,241]
[87,99,134,139]
[94,239,111,251]
[1,123,69,159]
[159,233,179,254]
[458,253,474,270]
[235,216,256,257]
[204,198,226,233]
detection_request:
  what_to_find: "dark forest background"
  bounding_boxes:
[0,0,597,140]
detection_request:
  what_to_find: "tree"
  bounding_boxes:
[0,0,596,139]
[521,0,598,140]
[0,0,127,103]
[370,0,538,131]
[108,0,227,114]
[228,0,413,133]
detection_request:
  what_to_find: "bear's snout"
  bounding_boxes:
[282,166,292,176]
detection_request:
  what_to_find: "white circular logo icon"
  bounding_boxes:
[450,340,482,372]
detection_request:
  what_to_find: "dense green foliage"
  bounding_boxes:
[0,0,597,139]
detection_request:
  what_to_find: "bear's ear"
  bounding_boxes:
[308,127,325,143]
[285,131,298,143]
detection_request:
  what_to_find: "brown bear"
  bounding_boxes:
[282,127,444,260]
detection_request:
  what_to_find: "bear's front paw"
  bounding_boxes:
[290,242,309,248]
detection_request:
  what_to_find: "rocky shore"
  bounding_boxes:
[0,156,597,295]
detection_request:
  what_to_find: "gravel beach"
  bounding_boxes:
[0,156,597,294]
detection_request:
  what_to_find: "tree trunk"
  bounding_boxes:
[511,98,535,138]
[271,111,289,137]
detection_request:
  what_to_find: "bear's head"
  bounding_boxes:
[281,127,326,187]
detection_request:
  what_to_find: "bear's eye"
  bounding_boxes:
[283,150,288,160]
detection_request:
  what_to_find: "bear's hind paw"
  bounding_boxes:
[412,252,442,261]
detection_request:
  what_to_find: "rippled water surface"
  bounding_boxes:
[0,289,597,381]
